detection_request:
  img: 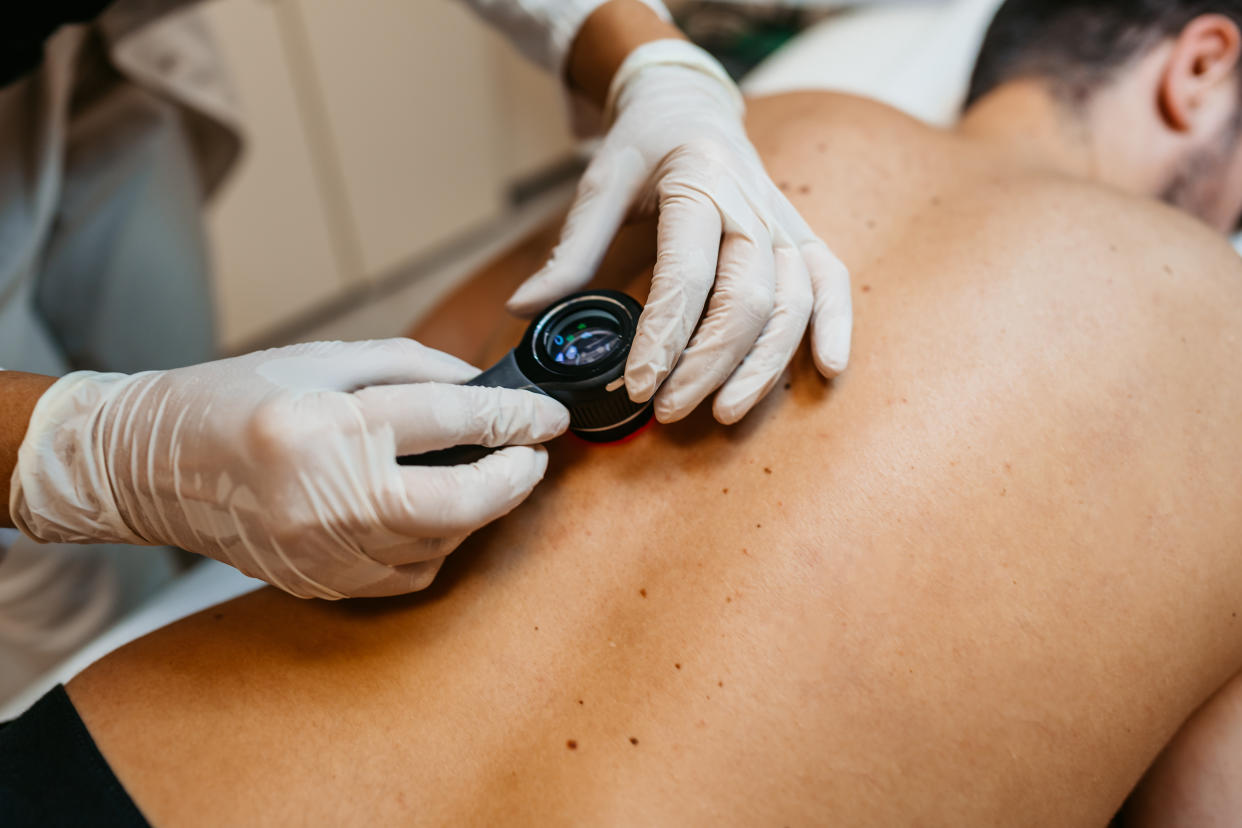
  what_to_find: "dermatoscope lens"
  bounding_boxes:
[542,310,623,368]
[399,290,651,465]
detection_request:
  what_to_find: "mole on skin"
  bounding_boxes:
[566,740,578,750]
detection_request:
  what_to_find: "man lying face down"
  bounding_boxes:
[5,1,1242,825]
[966,0,1242,231]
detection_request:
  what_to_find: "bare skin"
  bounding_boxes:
[1120,671,1242,825]
[0,372,57,526]
[568,0,685,104]
[65,91,1242,826]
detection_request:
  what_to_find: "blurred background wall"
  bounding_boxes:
[197,0,825,351]
[200,0,579,351]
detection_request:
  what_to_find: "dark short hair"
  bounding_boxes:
[966,1,1242,108]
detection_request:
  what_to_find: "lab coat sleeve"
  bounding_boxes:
[458,0,672,78]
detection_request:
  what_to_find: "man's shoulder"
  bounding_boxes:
[963,175,1242,415]
[950,168,1242,301]
[1019,177,1242,305]
[745,90,936,155]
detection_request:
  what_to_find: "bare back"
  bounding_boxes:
[69,93,1242,826]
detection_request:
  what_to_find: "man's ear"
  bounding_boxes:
[1158,14,1242,131]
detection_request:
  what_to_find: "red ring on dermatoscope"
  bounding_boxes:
[567,414,656,447]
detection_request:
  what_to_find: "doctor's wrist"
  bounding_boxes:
[567,0,681,107]
[0,371,58,529]
[8,371,150,546]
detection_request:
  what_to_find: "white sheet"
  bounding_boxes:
[742,0,1004,123]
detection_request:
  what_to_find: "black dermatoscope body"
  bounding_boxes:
[399,290,653,467]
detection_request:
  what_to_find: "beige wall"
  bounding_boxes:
[201,0,576,349]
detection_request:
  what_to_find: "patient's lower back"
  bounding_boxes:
[70,93,1242,827]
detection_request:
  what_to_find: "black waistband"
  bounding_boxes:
[0,684,149,827]
[1,1,115,87]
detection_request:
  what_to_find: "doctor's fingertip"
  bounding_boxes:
[623,364,659,404]
[712,389,758,426]
[812,335,851,379]
[505,295,542,318]
[508,261,582,316]
[809,306,853,379]
[505,278,554,317]
[533,395,572,438]
[651,384,695,424]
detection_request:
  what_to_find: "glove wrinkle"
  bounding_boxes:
[513,40,851,422]
[9,340,566,599]
[509,146,646,315]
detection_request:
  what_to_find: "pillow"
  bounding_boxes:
[742,0,1004,125]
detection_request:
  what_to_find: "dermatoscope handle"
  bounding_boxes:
[397,351,547,468]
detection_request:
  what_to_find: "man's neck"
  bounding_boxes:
[957,82,1099,182]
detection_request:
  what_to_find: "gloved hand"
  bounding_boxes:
[508,39,852,425]
[9,339,569,599]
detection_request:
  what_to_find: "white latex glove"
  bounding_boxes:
[9,339,569,599]
[507,40,852,425]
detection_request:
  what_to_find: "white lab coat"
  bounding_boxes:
[0,0,669,701]
[0,0,677,380]
[0,0,241,703]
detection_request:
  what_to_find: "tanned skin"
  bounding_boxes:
[0,373,56,528]
[64,90,1242,826]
